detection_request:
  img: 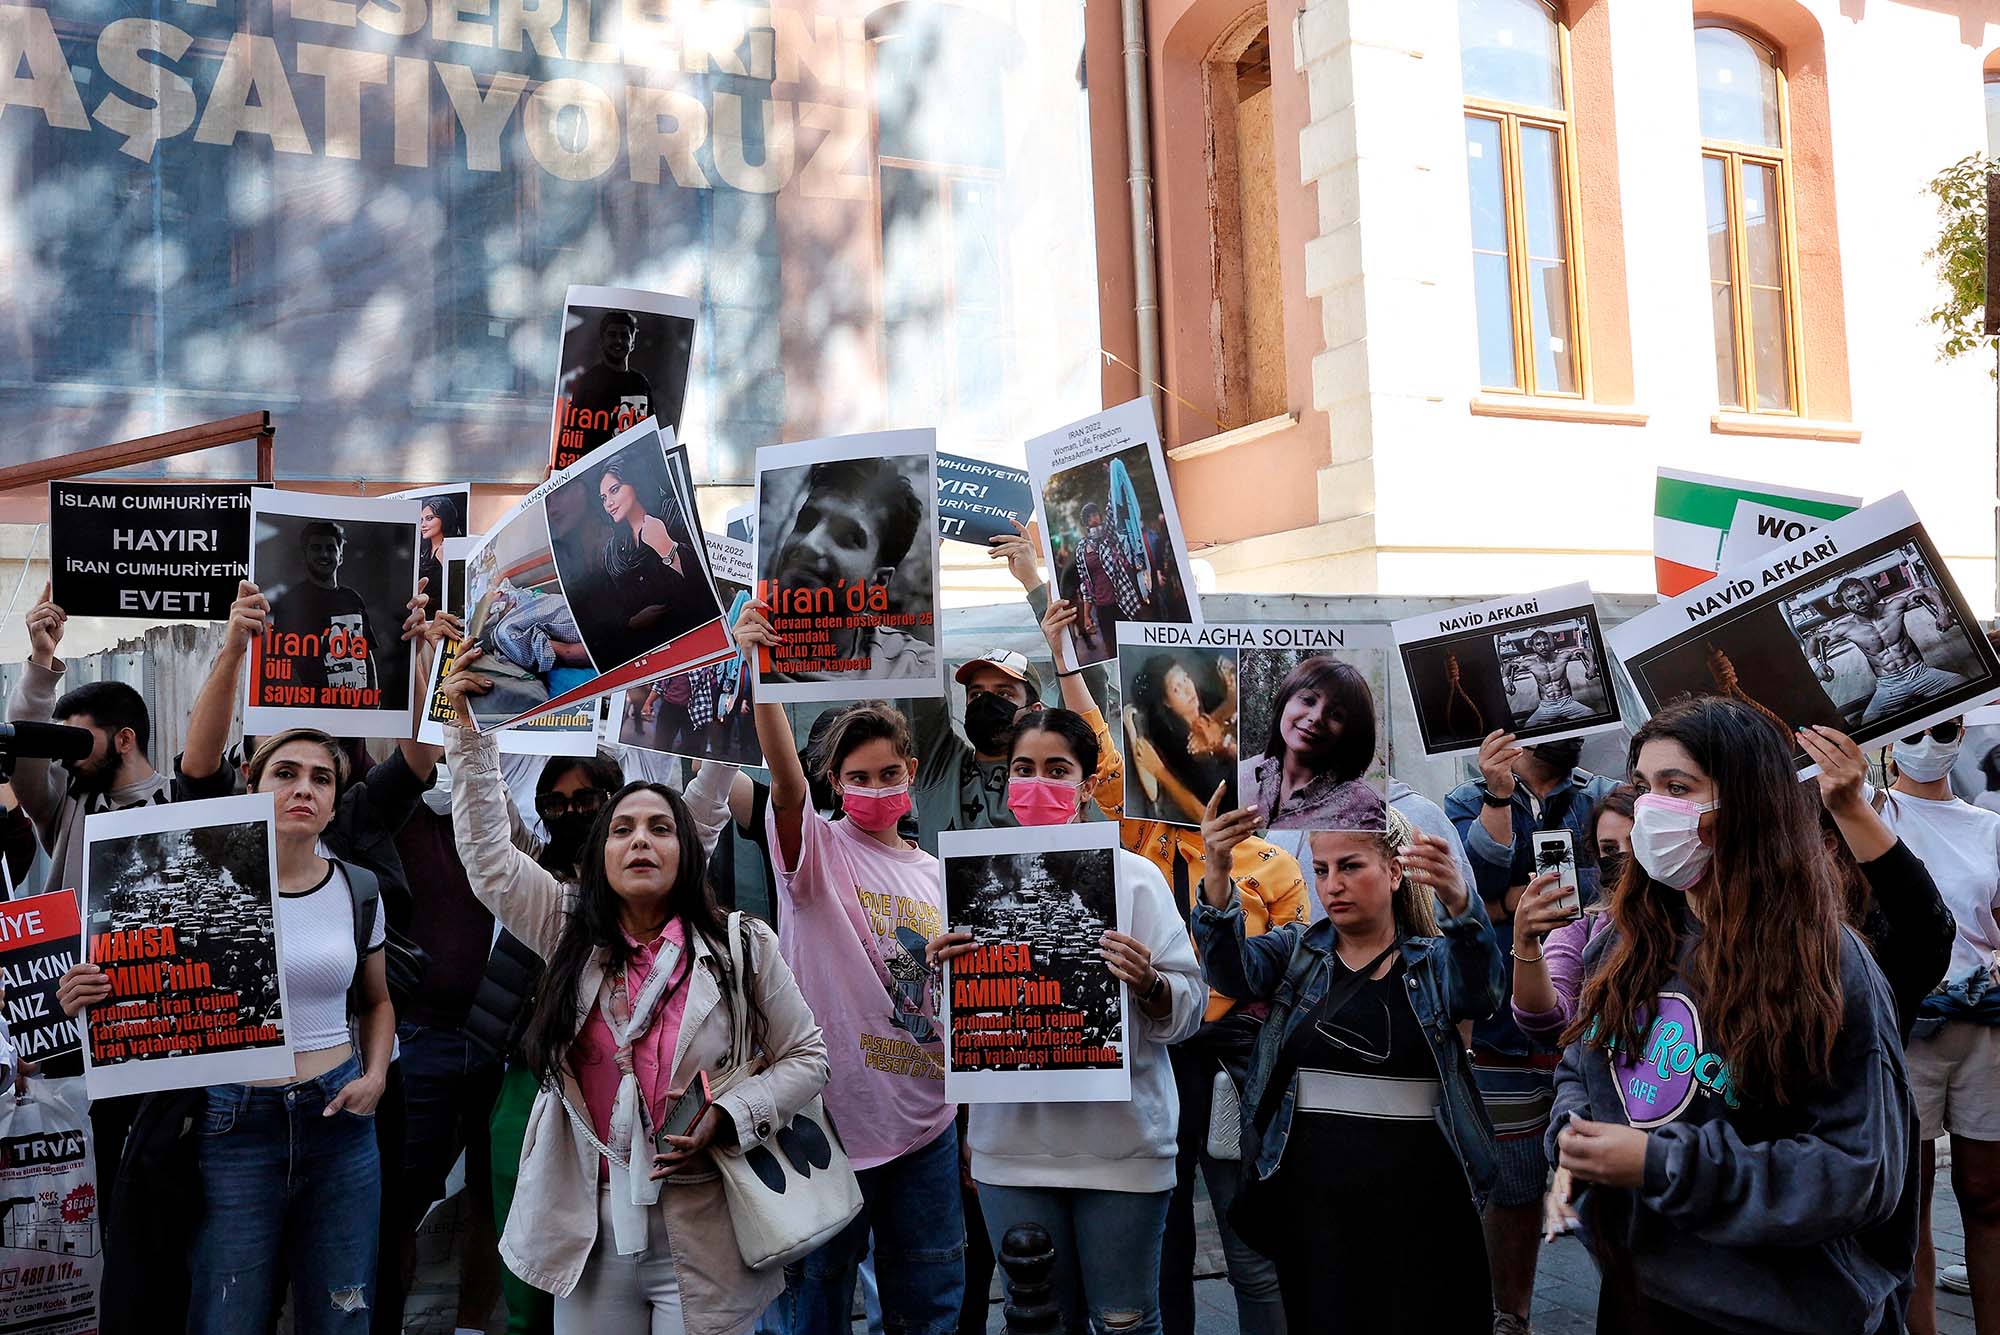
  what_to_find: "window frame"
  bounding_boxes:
[1461,0,1592,400]
[1695,20,1806,417]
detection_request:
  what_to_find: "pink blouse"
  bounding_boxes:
[572,918,692,1165]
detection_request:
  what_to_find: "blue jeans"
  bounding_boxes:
[976,1182,1170,1335]
[189,1052,383,1335]
[781,1121,964,1335]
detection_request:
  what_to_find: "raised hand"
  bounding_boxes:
[988,518,1042,592]
[25,584,64,665]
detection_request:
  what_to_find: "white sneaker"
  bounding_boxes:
[1941,1263,1973,1295]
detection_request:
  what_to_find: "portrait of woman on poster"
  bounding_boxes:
[1245,655,1385,832]
[416,494,463,618]
[1127,652,1238,823]
[595,456,700,643]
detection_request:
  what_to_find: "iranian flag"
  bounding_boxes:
[1653,469,1861,597]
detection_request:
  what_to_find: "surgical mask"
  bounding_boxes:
[1630,793,1718,892]
[842,782,912,833]
[1893,734,1963,784]
[420,763,453,815]
[964,693,1024,756]
[1006,775,1081,827]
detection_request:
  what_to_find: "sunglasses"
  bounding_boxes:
[536,788,609,820]
[1901,722,1963,746]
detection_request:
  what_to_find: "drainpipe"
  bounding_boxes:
[1120,0,1162,428]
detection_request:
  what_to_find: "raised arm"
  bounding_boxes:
[735,601,807,868]
[183,580,268,783]
[7,584,70,832]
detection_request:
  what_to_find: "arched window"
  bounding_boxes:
[1697,23,1797,414]
[1461,0,1582,397]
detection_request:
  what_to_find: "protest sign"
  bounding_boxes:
[936,455,1034,547]
[940,824,1130,1104]
[385,484,471,615]
[80,794,292,1100]
[1611,493,2000,775]
[0,1077,101,1334]
[1116,623,1389,832]
[724,502,755,543]
[1394,584,1621,758]
[753,432,942,704]
[49,481,253,622]
[1653,469,1859,597]
[610,535,763,767]
[245,491,419,736]
[0,894,83,1068]
[551,287,699,471]
[1028,400,1199,670]
[463,419,732,732]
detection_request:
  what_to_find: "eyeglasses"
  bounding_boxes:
[1314,993,1393,1066]
[536,789,609,820]
[1902,722,1963,746]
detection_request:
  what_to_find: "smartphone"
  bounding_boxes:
[655,1071,712,1150]
[1531,830,1582,922]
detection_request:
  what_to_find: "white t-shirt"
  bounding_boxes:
[1880,791,2000,980]
[279,863,385,1053]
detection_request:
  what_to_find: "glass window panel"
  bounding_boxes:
[1465,117,1509,253]
[1459,0,1562,110]
[1985,78,2000,159]
[1518,125,1567,266]
[1518,125,1574,392]
[1702,156,1732,284]
[1748,286,1792,411]
[1465,115,1517,388]
[1703,157,1740,408]
[1529,259,1576,393]
[1473,253,1519,388]
[1740,162,1783,288]
[1695,27,1780,147]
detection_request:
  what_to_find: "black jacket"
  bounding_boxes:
[101,1088,204,1335]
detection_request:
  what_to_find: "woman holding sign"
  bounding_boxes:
[439,650,830,1335]
[927,706,1205,1335]
[1547,698,1914,1334]
[1194,796,1502,1333]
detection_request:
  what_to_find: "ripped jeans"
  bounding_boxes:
[189,1052,382,1335]
[974,1183,1169,1335]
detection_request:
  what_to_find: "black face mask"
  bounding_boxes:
[1596,850,1627,888]
[964,692,1024,756]
[546,811,597,859]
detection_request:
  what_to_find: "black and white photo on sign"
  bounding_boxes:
[939,824,1131,1104]
[1392,583,1621,758]
[753,432,942,704]
[81,794,292,1099]
[1231,624,1391,833]
[385,483,470,619]
[1611,494,2000,774]
[49,480,255,621]
[1027,399,1200,670]
[245,490,418,737]
[549,286,698,471]
[1116,630,1238,828]
[608,536,762,767]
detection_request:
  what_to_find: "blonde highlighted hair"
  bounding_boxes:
[1310,807,1439,938]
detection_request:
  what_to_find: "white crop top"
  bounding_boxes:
[279,863,384,1054]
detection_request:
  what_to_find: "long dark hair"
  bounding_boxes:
[600,458,683,579]
[1136,652,1224,771]
[1262,654,1374,783]
[1008,707,1101,779]
[1563,698,1843,1107]
[520,781,761,1084]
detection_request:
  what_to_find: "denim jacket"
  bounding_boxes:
[1192,898,1506,1208]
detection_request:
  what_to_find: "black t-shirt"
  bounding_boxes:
[562,363,654,454]
[271,582,378,691]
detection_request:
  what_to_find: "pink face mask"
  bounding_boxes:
[1006,775,1082,827]
[842,782,912,832]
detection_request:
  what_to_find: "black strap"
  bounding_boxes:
[1252,940,1399,1135]
[1170,847,1193,929]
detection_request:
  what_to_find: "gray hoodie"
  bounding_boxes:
[1547,923,1915,1334]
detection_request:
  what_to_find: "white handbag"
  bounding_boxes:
[709,912,865,1270]
[1205,1069,1242,1162]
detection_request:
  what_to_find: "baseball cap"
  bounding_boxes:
[954,650,1043,696]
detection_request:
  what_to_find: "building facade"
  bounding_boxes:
[1085,0,1999,610]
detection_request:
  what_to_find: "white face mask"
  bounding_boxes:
[1630,792,1718,892]
[1892,734,1962,785]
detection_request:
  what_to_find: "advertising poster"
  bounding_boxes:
[245,490,419,736]
[80,795,292,1100]
[1027,400,1199,669]
[0,1077,101,1335]
[1611,493,2000,775]
[1394,584,1621,758]
[0,894,84,1068]
[462,419,731,732]
[384,483,471,616]
[550,287,699,471]
[48,481,253,622]
[610,535,762,767]
[940,824,1130,1104]
[936,455,1034,547]
[1653,469,1860,598]
[753,432,942,704]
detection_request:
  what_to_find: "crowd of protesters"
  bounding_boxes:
[1,509,1981,1335]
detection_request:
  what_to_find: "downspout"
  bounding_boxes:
[1120,0,1163,427]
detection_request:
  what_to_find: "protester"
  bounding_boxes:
[739,602,964,1335]
[1444,730,1616,1334]
[1876,717,2000,1333]
[1550,697,1914,1334]
[1195,800,1502,1332]
[442,650,830,1334]
[1509,785,1636,1045]
[929,705,1205,1335]
[0,790,33,893]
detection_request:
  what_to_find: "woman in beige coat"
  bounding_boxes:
[444,653,829,1334]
